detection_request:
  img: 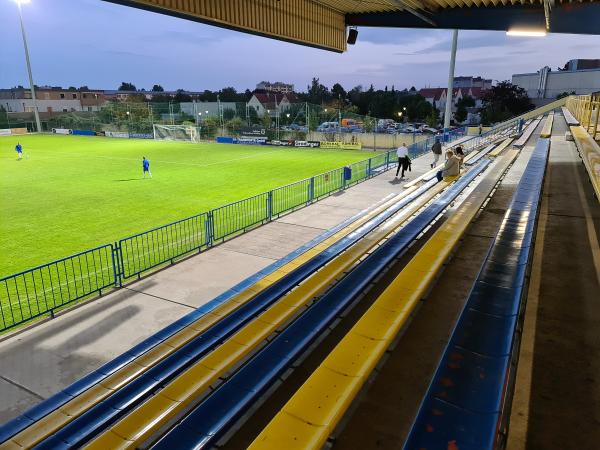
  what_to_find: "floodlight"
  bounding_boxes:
[506,29,546,37]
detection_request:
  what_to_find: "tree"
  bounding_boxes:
[152,84,164,92]
[331,83,347,101]
[556,91,576,99]
[79,85,90,91]
[0,105,8,128]
[480,81,533,125]
[118,82,137,91]
[222,108,236,121]
[219,87,239,102]
[226,117,244,135]
[173,89,192,102]
[306,77,330,104]
[454,95,475,124]
[261,111,272,128]
[426,107,440,128]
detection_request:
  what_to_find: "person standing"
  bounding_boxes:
[395,142,410,180]
[142,156,152,178]
[15,143,23,160]
[431,138,442,168]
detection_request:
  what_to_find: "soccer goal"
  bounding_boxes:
[153,124,201,142]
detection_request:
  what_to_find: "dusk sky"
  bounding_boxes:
[1,0,599,92]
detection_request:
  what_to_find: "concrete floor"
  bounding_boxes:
[0,146,439,423]
[508,116,600,449]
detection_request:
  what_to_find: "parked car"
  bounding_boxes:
[422,127,439,134]
[317,121,340,132]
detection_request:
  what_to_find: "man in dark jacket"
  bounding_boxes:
[431,138,442,168]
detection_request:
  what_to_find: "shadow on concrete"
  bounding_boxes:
[0,288,143,413]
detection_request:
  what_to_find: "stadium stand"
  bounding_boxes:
[150,161,493,450]
[570,125,600,200]
[1,178,448,448]
[489,138,514,158]
[513,119,542,148]
[404,124,520,189]
[403,138,549,450]
[540,112,554,138]
[248,150,520,450]
[562,106,580,126]
[83,180,450,449]
[464,143,497,166]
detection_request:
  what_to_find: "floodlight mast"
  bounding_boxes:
[443,30,458,132]
[15,0,42,133]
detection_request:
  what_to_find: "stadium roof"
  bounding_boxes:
[105,0,600,53]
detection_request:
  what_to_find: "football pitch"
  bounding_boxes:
[0,134,374,277]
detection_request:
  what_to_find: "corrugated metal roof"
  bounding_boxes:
[317,0,596,13]
[105,0,600,53]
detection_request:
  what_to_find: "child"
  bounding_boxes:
[142,157,152,178]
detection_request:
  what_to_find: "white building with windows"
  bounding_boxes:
[512,65,600,99]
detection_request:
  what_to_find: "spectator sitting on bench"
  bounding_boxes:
[436,150,460,182]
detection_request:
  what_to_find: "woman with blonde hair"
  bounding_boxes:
[436,150,460,182]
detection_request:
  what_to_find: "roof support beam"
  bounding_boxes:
[543,0,554,31]
[390,0,437,26]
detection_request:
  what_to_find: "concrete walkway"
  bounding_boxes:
[0,146,441,423]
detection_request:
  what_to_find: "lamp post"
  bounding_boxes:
[15,0,42,133]
[443,29,459,136]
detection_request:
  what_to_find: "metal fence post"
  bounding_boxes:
[367,158,372,178]
[309,177,314,203]
[385,151,390,170]
[267,191,273,221]
[112,243,121,287]
[205,212,214,248]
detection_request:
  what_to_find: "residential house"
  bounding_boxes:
[0,87,107,113]
[247,92,299,116]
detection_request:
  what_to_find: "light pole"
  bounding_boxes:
[443,29,459,135]
[15,0,42,133]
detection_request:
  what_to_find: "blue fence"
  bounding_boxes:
[0,128,477,333]
[0,245,116,332]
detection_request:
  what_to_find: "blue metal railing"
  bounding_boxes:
[0,245,116,331]
[0,129,476,333]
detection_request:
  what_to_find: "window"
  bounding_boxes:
[83,93,87,98]
[63,108,68,112]
[72,93,77,99]
[60,93,65,99]
[88,107,92,112]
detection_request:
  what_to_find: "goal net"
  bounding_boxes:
[153,125,201,142]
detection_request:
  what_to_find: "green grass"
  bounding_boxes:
[0,134,375,277]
